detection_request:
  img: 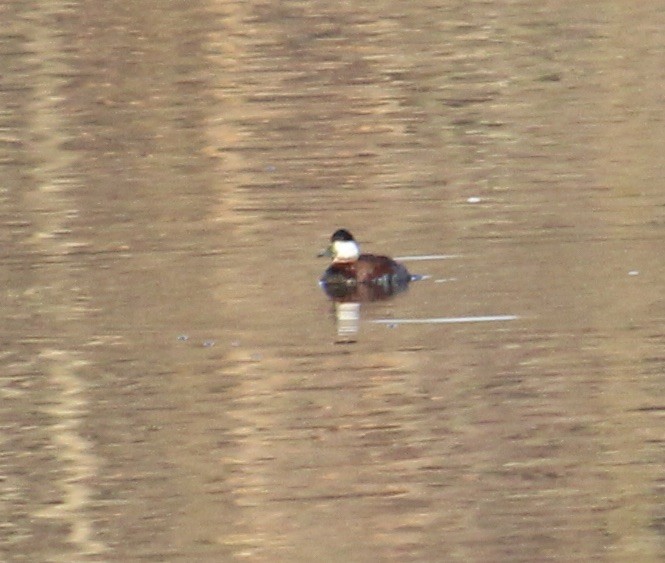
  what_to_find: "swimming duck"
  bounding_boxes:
[319,229,411,288]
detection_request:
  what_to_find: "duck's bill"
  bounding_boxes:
[317,246,333,258]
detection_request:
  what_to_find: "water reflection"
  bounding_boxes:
[332,302,360,342]
[320,273,412,303]
[321,276,412,342]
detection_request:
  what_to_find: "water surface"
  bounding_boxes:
[1,1,664,561]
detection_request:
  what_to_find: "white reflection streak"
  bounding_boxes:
[394,254,461,261]
[371,315,519,324]
[37,352,106,557]
[26,1,106,556]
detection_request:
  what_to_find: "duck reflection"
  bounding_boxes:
[318,229,414,341]
[320,275,411,302]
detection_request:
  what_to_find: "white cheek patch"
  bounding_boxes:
[333,240,360,261]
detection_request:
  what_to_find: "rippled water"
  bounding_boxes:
[1,1,664,561]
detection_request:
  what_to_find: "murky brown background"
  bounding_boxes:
[1,1,664,561]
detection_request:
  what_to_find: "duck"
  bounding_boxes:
[319,229,412,288]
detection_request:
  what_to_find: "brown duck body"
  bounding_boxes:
[322,253,411,286]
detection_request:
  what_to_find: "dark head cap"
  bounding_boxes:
[331,229,355,242]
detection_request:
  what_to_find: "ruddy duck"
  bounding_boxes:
[319,229,411,289]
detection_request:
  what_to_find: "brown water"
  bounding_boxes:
[1,1,664,561]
